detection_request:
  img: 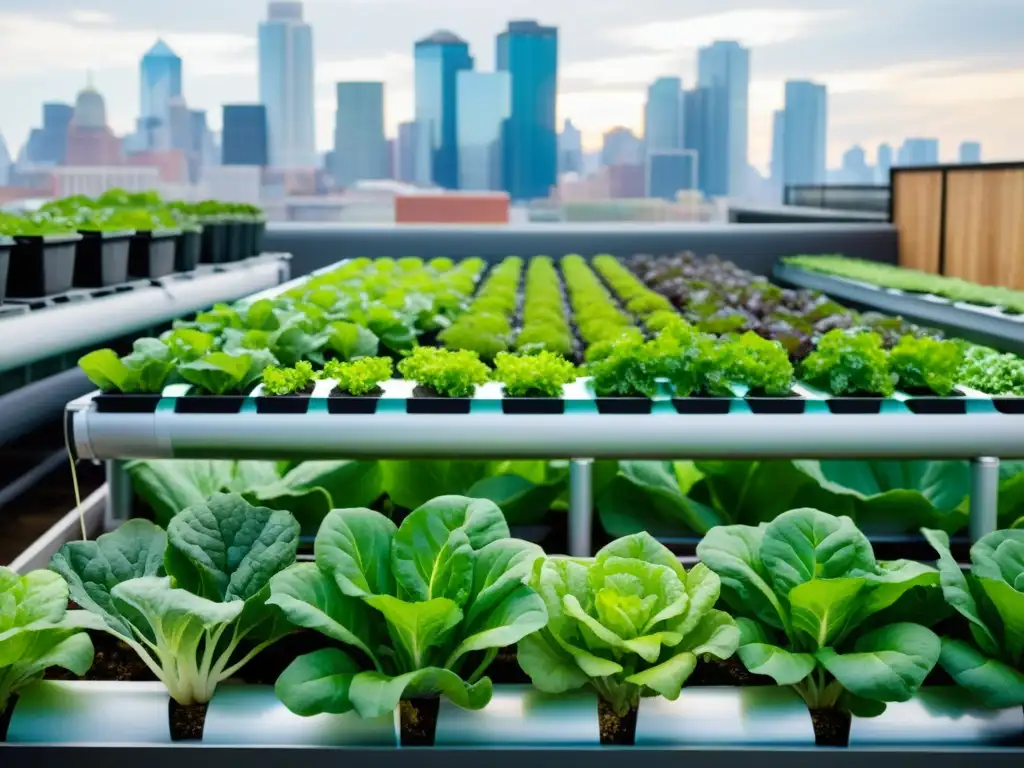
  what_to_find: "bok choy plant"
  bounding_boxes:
[268,495,548,721]
[50,494,300,705]
[923,528,1024,707]
[697,508,943,721]
[517,533,739,720]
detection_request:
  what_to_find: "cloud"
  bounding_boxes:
[69,10,116,25]
[611,8,834,51]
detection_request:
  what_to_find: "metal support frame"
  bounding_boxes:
[969,457,1000,541]
[104,460,133,530]
[568,459,593,556]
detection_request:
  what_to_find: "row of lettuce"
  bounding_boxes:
[77,254,1004,402]
[3,495,1022,744]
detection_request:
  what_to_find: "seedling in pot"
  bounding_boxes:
[80,338,179,412]
[801,330,896,413]
[262,361,316,396]
[176,350,275,413]
[922,528,1024,708]
[518,533,739,745]
[398,346,490,414]
[0,567,100,740]
[697,508,944,746]
[889,335,961,396]
[321,356,393,414]
[269,495,548,745]
[50,494,300,739]
[494,350,575,414]
[586,337,661,414]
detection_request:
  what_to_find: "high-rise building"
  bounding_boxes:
[782,80,827,186]
[959,141,982,164]
[395,121,419,183]
[558,119,583,176]
[644,77,684,154]
[456,71,510,191]
[258,1,316,168]
[647,150,697,200]
[222,105,269,166]
[0,132,10,185]
[332,82,389,188]
[840,145,873,184]
[682,88,710,194]
[770,109,785,188]
[497,20,558,201]
[414,30,474,189]
[25,102,74,166]
[896,138,939,167]
[139,39,183,145]
[602,127,643,167]
[696,41,749,197]
[876,143,893,184]
[65,82,123,166]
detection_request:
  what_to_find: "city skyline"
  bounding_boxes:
[0,1,1019,172]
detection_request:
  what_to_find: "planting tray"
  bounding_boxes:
[73,230,133,288]
[128,229,180,279]
[7,233,82,297]
[67,378,1024,461]
[774,264,1024,356]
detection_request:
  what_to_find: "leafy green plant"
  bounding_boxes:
[161,328,215,363]
[494,351,576,398]
[651,326,715,397]
[697,508,942,720]
[50,494,300,705]
[517,257,574,358]
[0,567,99,714]
[922,528,1024,708]
[439,313,513,362]
[957,345,1024,396]
[801,330,896,397]
[268,496,547,719]
[889,335,961,395]
[323,356,393,396]
[586,338,661,398]
[0,212,78,236]
[519,533,738,718]
[179,351,263,395]
[261,361,316,396]
[397,347,490,398]
[717,332,795,396]
[79,338,177,394]
[325,321,379,361]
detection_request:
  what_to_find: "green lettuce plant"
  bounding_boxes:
[50,494,300,705]
[518,533,739,718]
[716,332,795,396]
[801,330,896,396]
[79,338,177,394]
[586,338,662,398]
[322,356,393,396]
[179,351,267,395]
[697,508,942,720]
[261,361,316,396]
[325,321,379,361]
[922,528,1024,707]
[957,345,1024,396]
[397,347,490,398]
[0,567,99,715]
[268,496,548,719]
[494,350,576,398]
[890,336,961,395]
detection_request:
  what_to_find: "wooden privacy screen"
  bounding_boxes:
[890,163,1024,290]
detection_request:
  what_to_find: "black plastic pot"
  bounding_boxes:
[0,237,11,304]
[827,397,884,415]
[7,233,81,297]
[175,395,245,414]
[672,397,731,415]
[224,220,245,262]
[93,393,162,413]
[73,230,132,288]
[175,229,202,272]
[328,390,381,414]
[200,220,228,263]
[129,230,179,279]
[253,219,267,255]
[905,397,967,415]
[503,397,565,415]
[595,397,653,415]
[255,395,310,414]
[746,395,806,415]
[408,386,472,414]
[993,398,1024,415]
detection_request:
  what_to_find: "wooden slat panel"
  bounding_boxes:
[892,170,943,274]
[944,168,1024,290]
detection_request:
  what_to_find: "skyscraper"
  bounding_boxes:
[959,141,982,164]
[65,81,123,166]
[696,41,750,197]
[222,105,269,166]
[841,145,872,184]
[259,1,316,168]
[558,119,583,176]
[333,82,389,188]
[897,138,939,166]
[395,121,419,183]
[682,88,710,194]
[497,20,558,201]
[770,109,785,190]
[456,71,510,191]
[25,103,74,165]
[0,132,10,185]
[876,143,893,184]
[139,40,182,140]
[414,30,474,189]
[602,127,643,166]
[644,77,684,153]
[782,80,827,186]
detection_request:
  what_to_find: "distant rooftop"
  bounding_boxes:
[144,39,179,59]
[268,1,304,22]
[416,30,467,46]
[502,20,557,36]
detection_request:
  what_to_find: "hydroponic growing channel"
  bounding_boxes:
[2,253,1022,766]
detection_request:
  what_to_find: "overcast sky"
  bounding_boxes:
[1,0,1021,170]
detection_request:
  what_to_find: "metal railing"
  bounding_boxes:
[784,184,890,214]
